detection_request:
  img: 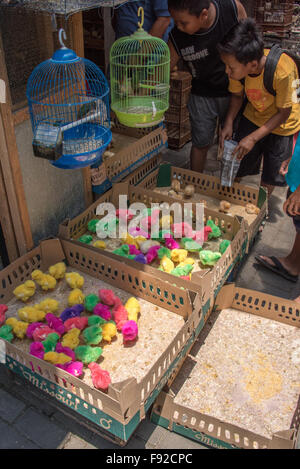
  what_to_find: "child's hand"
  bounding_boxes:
[283,186,300,216]
[279,158,292,176]
[219,123,233,151]
[233,135,256,160]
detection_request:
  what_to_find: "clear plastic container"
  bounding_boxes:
[220,139,240,187]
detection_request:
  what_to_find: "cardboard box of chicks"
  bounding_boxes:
[151,284,300,450]
[0,238,205,445]
[135,164,268,253]
[59,182,248,315]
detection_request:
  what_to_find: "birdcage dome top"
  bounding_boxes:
[51,47,79,63]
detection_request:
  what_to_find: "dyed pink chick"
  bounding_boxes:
[26,322,44,339]
[128,244,141,256]
[128,226,149,239]
[113,305,128,331]
[30,342,45,360]
[164,236,180,250]
[171,222,194,239]
[55,343,76,361]
[0,305,8,326]
[64,316,88,332]
[93,303,111,321]
[192,226,212,243]
[56,361,83,377]
[88,362,111,391]
[146,245,160,264]
[45,313,65,335]
[122,320,138,343]
[99,289,116,306]
[116,209,134,221]
[180,275,191,281]
[32,325,57,342]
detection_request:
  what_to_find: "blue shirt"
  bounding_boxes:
[286,134,300,192]
[114,0,172,42]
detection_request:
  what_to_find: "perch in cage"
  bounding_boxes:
[26,29,112,169]
[110,7,170,128]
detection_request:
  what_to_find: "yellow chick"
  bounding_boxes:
[65,272,84,290]
[160,215,173,230]
[160,256,175,274]
[48,262,67,280]
[61,328,81,349]
[178,257,195,267]
[101,322,117,343]
[135,236,147,248]
[44,352,72,365]
[31,270,57,291]
[68,289,85,307]
[125,297,140,323]
[18,306,46,323]
[171,249,188,264]
[35,298,59,313]
[121,233,139,249]
[6,317,29,339]
[93,240,106,249]
[13,280,36,302]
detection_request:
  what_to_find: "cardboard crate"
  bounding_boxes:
[135,165,268,253]
[151,284,300,450]
[169,70,192,92]
[59,182,248,314]
[0,238,206,446]
[91,124,167,195]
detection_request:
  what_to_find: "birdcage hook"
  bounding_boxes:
[137,7,144,30]
[58,28,67,49]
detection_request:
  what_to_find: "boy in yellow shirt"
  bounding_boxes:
[218,18,300,196]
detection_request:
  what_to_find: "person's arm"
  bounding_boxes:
[233,107,292,159]
[149,16,171,38]
[284,185,300,216]
[220,91,244,150]
[235,0,247,20]
[168,39,180,71]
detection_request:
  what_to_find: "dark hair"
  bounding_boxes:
[218,18,264,64]
[168,0,210,17]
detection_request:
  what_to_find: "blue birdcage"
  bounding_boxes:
[26,29,112,169]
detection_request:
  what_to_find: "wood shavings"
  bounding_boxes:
[6,268,185,386]
[172,308,300,439]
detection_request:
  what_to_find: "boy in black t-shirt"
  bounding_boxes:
[168,0,246,172]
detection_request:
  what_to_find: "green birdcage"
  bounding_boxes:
[110,7,170,128]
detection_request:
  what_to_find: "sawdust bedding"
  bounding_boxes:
[6,268,185,386]
[153,186,258,226]
[171,308,300,439]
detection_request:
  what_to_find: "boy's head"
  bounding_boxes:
[168,0,211,35]
[218,19,265,81]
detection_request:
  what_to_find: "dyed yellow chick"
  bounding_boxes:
[160,256,175,273]
[65,272,84,289]
[121,232,139,249]
[160,214,173,230]
[6,317,29,339]
[61,328,81,349]
[13,280,36,302]
[31,270,57,291]
[68,288,85,307]
[93,240,106,249]
[48,262,66,280]
[101,322,117,343]
[171,249,188,264]
[178,257,195,267]
[18,306,46,323]
[125,297,140,323]
[35,298,59,313]
[44,352,72,365]
[135,236,147,248]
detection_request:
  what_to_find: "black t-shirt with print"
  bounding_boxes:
[170,0,238,97]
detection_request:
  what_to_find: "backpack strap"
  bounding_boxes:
[264,44,283,96]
